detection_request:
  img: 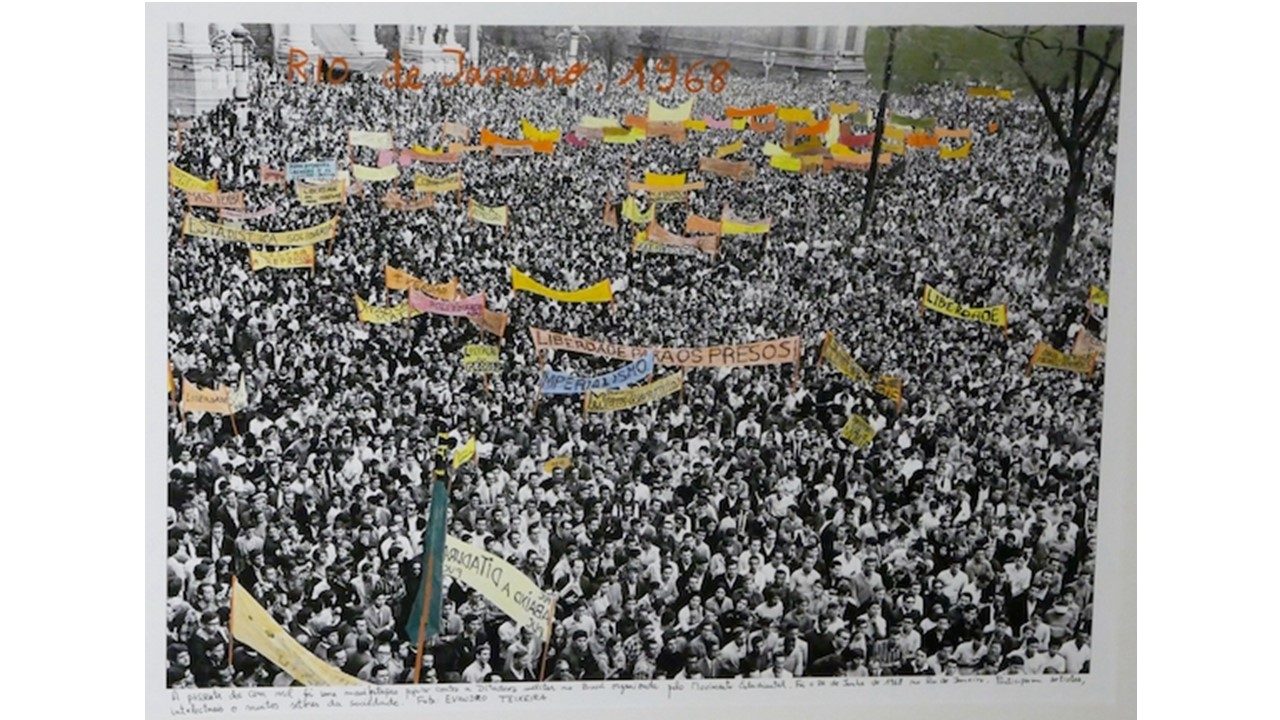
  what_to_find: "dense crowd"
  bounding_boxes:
[166,38,1113,688]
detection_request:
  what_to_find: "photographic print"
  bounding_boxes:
[153,4,1134,714]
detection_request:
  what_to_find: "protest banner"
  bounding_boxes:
[542,352,656,395]
[259,164,286,185]
[907,131,939,148]
[646,121,688,144]
[725,104,777,118]
[627,179,706,194]
[285,160,337,182]
[180,377,233,416]
[462,344,503,374]
[220,204,276,221]
[382,191,435,211]
[354,295,420,324]
[468,200,510,228]
[1029,342,1098,377]
[1089,285,1110,307]
[408,288,486,318]
[494,144,535,158]
[819,332,872,384]
[648,97,695,122]
[921,285,1008,329]
[530,328,803,368]
[451,437,478,469]
[889,113,937,130]
[385,266,459,299]
[447,142,486,154]
[621,196,655,224]
[348,129,394,149]
[352,164,399,182]
[830,101,861,115]
[683,119,707,132]
[698,157,756,180]
[714,140,745,158]
[934,127,973,140]
[632,236,703,257]
[748,116,778,133]
[603,195,619,228]
[579,116,623,129]
[479,128,554,154]
[470,308,511,340]
[249,245,316,272]
[543,457,572,473]
[940,141,973,159]
[685,214,723,237]
[703,116,733,130]
[770,154,803,172]
[1073,329,1106,359]
[230,579,366,687]
[721,209,772,235]
[840,415,877,448]
[520,118,561,143]
[512,267,613,303]
[647,222,720,255]
[443,535,554,639]
[442,121,470,140]
[777,107,817,124]
[967,86,1014,100]
[602,126,645,144]
[874,375,904,411]
[296,179,346,206]
[414,172,464,194]
[796,118,831,137]
[644,172,687,187]
[585,371,684,413]
[409,146,462,164]
[186,191,245,210]
[169,164,218,193]
[183,215,338,247]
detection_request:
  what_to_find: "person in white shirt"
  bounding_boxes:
[1060,631,1092,674]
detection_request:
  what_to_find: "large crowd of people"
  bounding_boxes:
[165,34,1113,688]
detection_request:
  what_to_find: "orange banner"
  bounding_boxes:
[479,128,554,154]
[698,157,756,180]
[725,104,777,118]
[385,266,459,300]
[796,118,831,137]
[383,191,435,211]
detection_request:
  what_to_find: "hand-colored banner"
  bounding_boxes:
[820,332,872,384]
[249,245,315,271]
[889,113,937,130]
[603,197,619,228]
[512,267,613,303]
[704,116,733,130]
[627,180,706,194]
[796,118,831,137]
[830,101,860,115]
[169,164,218,193]
[726,104,777,119]
[565,132,588,148]
[968,87,1013,100]
[494,144,535,158]
[683,119,708,131]
[643,223,720,255]
[685,214,723,236]
[762,142,786,157]
[840,415,876,448]
[296,179,346,206]
[1073,329,1106,359]
[907,131,938,148]
[409,288,486,318]
[843,131,874,148]
[260,164,286,185]
[349,129,394,149]
[230,580,366,686]
[714,140,745,158]
[579,116,623,129]
[603,126,646,144]
[770,154,803,172]
[187,191,245,209]
[882,139,907,156]
[542,352,655,395]
[531,328,802,368]
[383,191,435,211]
[632,237,704,257]
[722,209,772,235]
[220,204,276,221]
[470,307,511,339]
[699,157,756,180]
[777,107,817,124]
[883,125,906,141]
[480,128,554,154]
[644,172,687,187]
[443,535,554,639]
[585,371,683,413]
[621,196,655,224]
[183,215,338,247]
[448,142,487,154]
[648,97,695,122]
[749,117,777,133]
[180,377,233,415]
[468,200,510,227]
[385,267,459,300]
[410,146,462,164]
[442,121,470,140]
[451,436,478,468]
[415,172,463,194]
[934,127,973,140]
[922,285,1008,328]
[462,344,503,374]
[1029,342,1098,376]
[543,457,572,473]
[646,121,688,144]
[874,375,904,410]
[285,160,336,182]
[352,164,399,182]
[783,137,825,155]
[354,295,420,324]
[939,142,973,160]
[1089,286,1110,307]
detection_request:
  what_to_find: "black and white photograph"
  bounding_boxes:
[154,4,1134,710]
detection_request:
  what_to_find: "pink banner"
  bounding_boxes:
[408,289,486,318]
[842,131,874,148]
[565,132,588,148]
[377,149,398,167]
[647,222,720,255]
[260,164,286,186]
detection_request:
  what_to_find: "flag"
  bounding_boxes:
[404,476,450,648]
[452,436,477,468]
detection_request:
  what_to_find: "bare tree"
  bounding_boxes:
[857,26,899,240]
[977,25,1123,286]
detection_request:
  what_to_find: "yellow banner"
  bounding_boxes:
[462,344,501,373]
[884,125,906,141]
[348,130,393,149]
[777,107,817,124]
[383,191,434,211]
[722,211,772,235]
[830,101,860,115]
[414,172,463,194]
[683,119,707,131]
[820,332,872,384]
[352,164,399,182]
[714,140,745,158]
[296,180,346,207]
[622,196,655,224]
[452,436,478,468]
[385,266,459,300]
[443,535,554,638]
[840,415,876,448]
[882,139,906,155]
[874,375,903,409]
[762,142,786,157]
[230,579,366,686]
[183,215,338,247]
[585,372,683,412]
[644,172,687,187]
[731,118,747,130]
[520,118,561,143]
[602,126,645,144]
[543,456,572,473]
[469,200,509,227]
[770,154,803,172]
[940,142,973,160]
[648,97,695,122]
[249,245,315,271]
[169,164,218,193]
[512,267,613,303]
[180,377,232,415]
[580,116,623,129]
[1030,342,1097,376]
[1090,285,1110,307]
[354,295,420,324]
[922,285,1007,328]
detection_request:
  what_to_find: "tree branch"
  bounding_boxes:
[1079,28,1122,117]
[1071,26,1086,135]
[1005,30,1074,157]
[976,25,1121,73]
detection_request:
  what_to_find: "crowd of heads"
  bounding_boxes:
[166,36,1112,687]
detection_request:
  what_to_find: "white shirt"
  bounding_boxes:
[1060,641,1091,674]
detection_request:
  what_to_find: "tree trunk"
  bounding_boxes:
[1046,162,1085,286]
[858,27,897,241]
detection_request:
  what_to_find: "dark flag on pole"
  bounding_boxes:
[404,474,450,651]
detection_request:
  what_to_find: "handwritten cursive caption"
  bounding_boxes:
[285,48,732,94]
[168,675,1087,716]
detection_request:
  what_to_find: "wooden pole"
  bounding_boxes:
[228,576,236,667]
[537,596,558,681]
